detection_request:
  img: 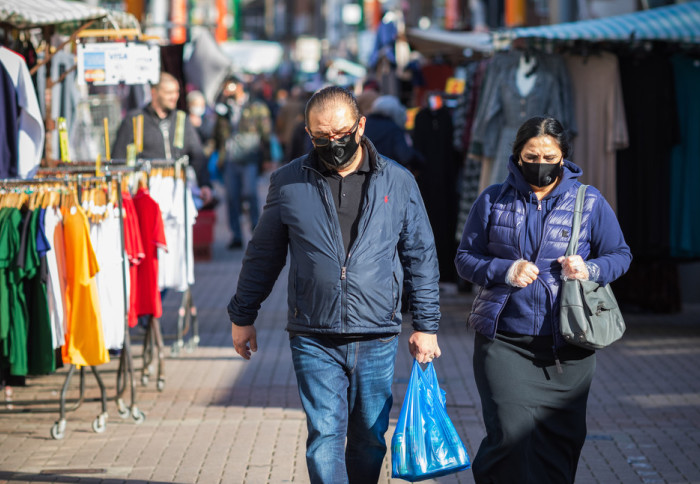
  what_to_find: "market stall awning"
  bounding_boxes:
[0,0,115,29]
[406,28,494,57]
[502,1,700,43]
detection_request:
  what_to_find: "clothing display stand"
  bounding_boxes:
[0,172,143,439]
[38,162,147,423]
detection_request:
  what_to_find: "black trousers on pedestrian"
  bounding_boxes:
[472,331,596,484]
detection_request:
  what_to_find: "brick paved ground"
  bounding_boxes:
[0,191,699,483]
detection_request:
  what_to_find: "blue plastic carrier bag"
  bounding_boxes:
[391,360,471,481]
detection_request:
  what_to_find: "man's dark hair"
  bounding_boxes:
[304,86,360,126]
[512,116,571,159]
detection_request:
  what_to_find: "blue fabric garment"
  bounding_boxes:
[455,157,631,346]
[669,55,700,258]
[0,61,19,178]
[369,19,398,68]
[290,333,398,484]
[228,137,440,335]
[35,208,51,258]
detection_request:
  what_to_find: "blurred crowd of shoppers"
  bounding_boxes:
[169,66,463,288]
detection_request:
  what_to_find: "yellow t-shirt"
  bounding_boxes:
[61,205,109,366]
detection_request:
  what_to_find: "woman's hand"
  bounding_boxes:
[507,260,539,287]
[557,255,589,280]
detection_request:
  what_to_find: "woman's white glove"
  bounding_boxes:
[557,255,590,280]
[506,259,540,288]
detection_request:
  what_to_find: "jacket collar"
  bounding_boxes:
[145,103,176,121]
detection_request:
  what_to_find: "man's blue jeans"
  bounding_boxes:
[223,161,259,243]
[290,333,399,484]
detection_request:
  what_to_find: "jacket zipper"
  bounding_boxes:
[529,191,563,373]
[304,159,379,334]
[307,166,349,331]
[340,171,377,331]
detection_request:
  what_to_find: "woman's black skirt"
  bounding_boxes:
[472,331,596,484]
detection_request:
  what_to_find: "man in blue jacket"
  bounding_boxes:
[228,86,441,484]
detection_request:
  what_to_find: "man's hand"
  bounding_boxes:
[408,331,441,364]
[199,186,213,205]
[231,323,257,360]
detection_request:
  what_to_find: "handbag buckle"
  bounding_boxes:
[595,302,605,316]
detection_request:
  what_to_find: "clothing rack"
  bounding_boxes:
[0,173,145,439]
[37,157,198,393]
[132,157,199,398]
[37,162,158,395]
[137,157,200,357]
[44,158,200,390]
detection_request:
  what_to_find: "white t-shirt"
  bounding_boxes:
[43,207,66,349]
[152,175,197,292]
[89,204,127,350]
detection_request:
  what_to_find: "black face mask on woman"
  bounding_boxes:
[519,158,563,187]
[314,124,361,171]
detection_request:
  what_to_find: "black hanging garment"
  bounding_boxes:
[412,105,459,282]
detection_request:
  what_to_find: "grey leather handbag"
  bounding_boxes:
[559,185,626,350]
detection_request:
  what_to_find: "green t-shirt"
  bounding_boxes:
[25,209,54,375]
[0,207,26,375]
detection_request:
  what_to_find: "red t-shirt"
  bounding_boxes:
[122,192,145,327]
[133,188,167,318]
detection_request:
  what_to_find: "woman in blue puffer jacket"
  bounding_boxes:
[455,116,631,484]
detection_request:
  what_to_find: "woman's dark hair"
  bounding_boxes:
[304,86,361,126]
[512,116,570,159]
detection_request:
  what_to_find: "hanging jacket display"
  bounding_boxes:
[669,54,700,259]
[616,53,677,258]
[565,52,628,213]
[470,50,573,186]
[0,47,44,178]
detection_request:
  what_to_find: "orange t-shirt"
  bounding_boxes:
[61,204,109,366]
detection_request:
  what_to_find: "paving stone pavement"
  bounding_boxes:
[0,196,699,484]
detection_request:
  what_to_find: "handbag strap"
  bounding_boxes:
[565,184,588,257]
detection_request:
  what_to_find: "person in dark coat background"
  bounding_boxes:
[363,95,424,171]
[412,93,460,282]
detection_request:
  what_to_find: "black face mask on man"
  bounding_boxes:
[519,158,563,187]
[314,122,361,171]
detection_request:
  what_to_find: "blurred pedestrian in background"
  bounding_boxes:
[112,72,212,204]
[356,78,381,116]
[363,95,424,171]
[186,89,217,155]
[274,86,306,164]
[214,76,272,250]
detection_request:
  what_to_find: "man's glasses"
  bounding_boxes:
[309,118,360,147]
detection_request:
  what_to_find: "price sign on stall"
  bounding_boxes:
[77,42,160,86]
